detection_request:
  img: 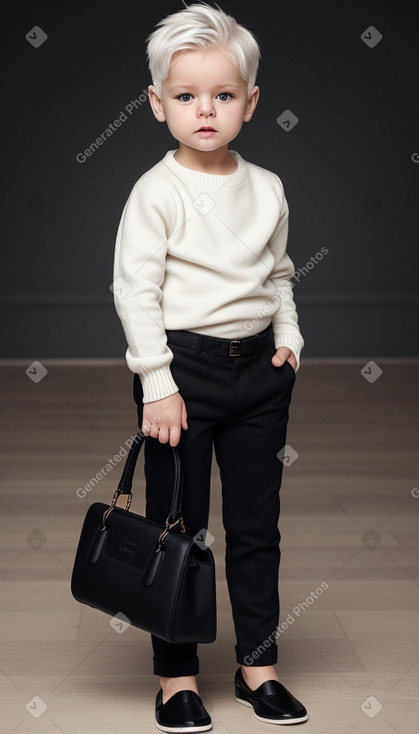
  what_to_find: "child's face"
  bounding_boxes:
[148,46,259,155]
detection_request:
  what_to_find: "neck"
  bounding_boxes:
[174,145,237,175]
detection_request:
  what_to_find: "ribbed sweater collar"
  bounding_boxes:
[162,149,248,188]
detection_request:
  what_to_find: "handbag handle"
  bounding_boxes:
[102,432,185,533]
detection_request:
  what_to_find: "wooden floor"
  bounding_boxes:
[0,358,418,734]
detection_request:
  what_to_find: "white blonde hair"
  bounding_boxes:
[145,1,261,98]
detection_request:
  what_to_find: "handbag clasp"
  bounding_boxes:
[102,490,133,524]
[157,516,185,548]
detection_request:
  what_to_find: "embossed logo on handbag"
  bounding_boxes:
[104,529,154,568]
[120,537,136,554]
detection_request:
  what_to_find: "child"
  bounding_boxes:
[113,2,308,730]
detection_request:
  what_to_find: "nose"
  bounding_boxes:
[197,95,215,118]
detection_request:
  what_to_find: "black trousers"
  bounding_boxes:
[133,323,296,677]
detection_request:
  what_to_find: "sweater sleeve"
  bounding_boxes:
[267,175,305,371]
[113,174,180,403]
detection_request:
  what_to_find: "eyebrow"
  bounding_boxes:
[168,83,241,91]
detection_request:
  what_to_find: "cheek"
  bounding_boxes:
[163,102,182,122]
[224,106,246,128]
[164,110,184,135]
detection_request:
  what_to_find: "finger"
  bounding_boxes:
[169,426,181,447]
[141,421,151,435]
[142,413,157,433]
[149,424,160,440]
[157,427,169,444]
[181,404,188,430]
[272,347,291,367]
[272,354,286,366]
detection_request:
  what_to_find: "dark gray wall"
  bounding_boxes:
[1,0,418,361]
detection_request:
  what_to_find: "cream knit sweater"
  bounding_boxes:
[113,149,304,403]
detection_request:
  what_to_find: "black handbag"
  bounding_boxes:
[71,431,217,643]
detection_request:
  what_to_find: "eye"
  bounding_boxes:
[176,93,193,102]
[216,92,234,101]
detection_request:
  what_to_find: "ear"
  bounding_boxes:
[148,84,166,122]
[243,85,260,122]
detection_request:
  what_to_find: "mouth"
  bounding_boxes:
[196,126,216,132]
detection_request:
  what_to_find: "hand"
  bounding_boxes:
[142,392,188,447]
[271,347,297,371]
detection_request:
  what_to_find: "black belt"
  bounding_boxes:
[165,323,273,356]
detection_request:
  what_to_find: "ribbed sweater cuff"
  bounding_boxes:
[273,332,304,371]
[139,366,179,404]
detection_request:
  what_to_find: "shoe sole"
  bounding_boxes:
[235,696,308,725]
[155,720,212,733]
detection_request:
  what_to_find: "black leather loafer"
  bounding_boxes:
[155,688,212,733]
[234,667,308,725]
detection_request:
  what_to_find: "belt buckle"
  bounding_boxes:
[229,339,241,357]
